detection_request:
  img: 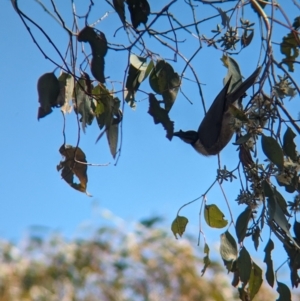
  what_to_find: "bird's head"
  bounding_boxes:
[173,130,198,144]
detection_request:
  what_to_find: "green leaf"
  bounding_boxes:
[148,94,174,140]
[261,135,284,170]
[220,231,238,262]
[171,216,188,239]
[276,282,292,301]
[248,261,263,300]
[204,204,228,228]
[149,60,180,112]
[74,77,95,133]
[106,123,119,159]
[127,0,150,29]
[235,206,252,243]
[37,72,61,120]
[238,247,252,285]
[201,243,211,276]
[58,72,74,114]
[283,127,297,161]
[57,145,91,196]
[264,239,274,287]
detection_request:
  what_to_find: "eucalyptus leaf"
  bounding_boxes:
[235,206,251,243]
[204,204,228,228]
[171,215,188,239]
[283,127,297,161]
[276,282,292,301]
[237,247,252,285]
[220,231,238,262]
[248,261,263,300]
[57,145,91,196]
[261,135,284,170]
[264,239,275,287]
[37,72,61,120]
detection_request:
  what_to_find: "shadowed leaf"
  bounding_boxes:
[276,282,292,301]
[204,204,228,228]
[57,145,91,196]
[37,72,60,120]
[148,94,174,140]
[252,227,260,251]
[264,239,275,287]
[261,135,284,170]
[78,27,107,83]
[238,247,252,285]
[113,0,126,24]
[149,60,180,112]
[283,127,297,161]
[235,206,252,243]
[171,215,188,239]
[127,0,150,29]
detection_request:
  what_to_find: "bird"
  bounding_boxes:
[173,67,261,155]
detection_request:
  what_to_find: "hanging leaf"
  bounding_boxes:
[261,135,284,170]
[58,72,74,114]
[148,94,174,140]
[294,220,300,241]
[276,282,292,301]
[264,239,275,287]
[237,247,252,285]
[171,215,188,239]
[149,60,180,112]
[204,204,228,228]
[248,261,263,300]
[201,243,211,276]
[93,84,114,129]
[37,72,61,120]
[274,188,291,217]
[127,0,150,29]
[78,27,107,83]
[241,29,254,48]
[125,54,151,108]
[57,145,91,196]
[113,0,126,24]
[106,108,122,158]
[252,226,260,251]
[280,32,299,72]
[235,206,252,243]
[220,231,238,272]
[73,76,95,133]
[283,127,297,161]
[217,8,229,27]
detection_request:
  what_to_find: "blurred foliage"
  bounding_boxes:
[0,221,278,301]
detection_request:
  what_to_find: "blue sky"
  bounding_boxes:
[1,0,300,283]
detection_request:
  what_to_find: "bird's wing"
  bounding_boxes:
[226,66,261,104]
[197,78,232,149]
